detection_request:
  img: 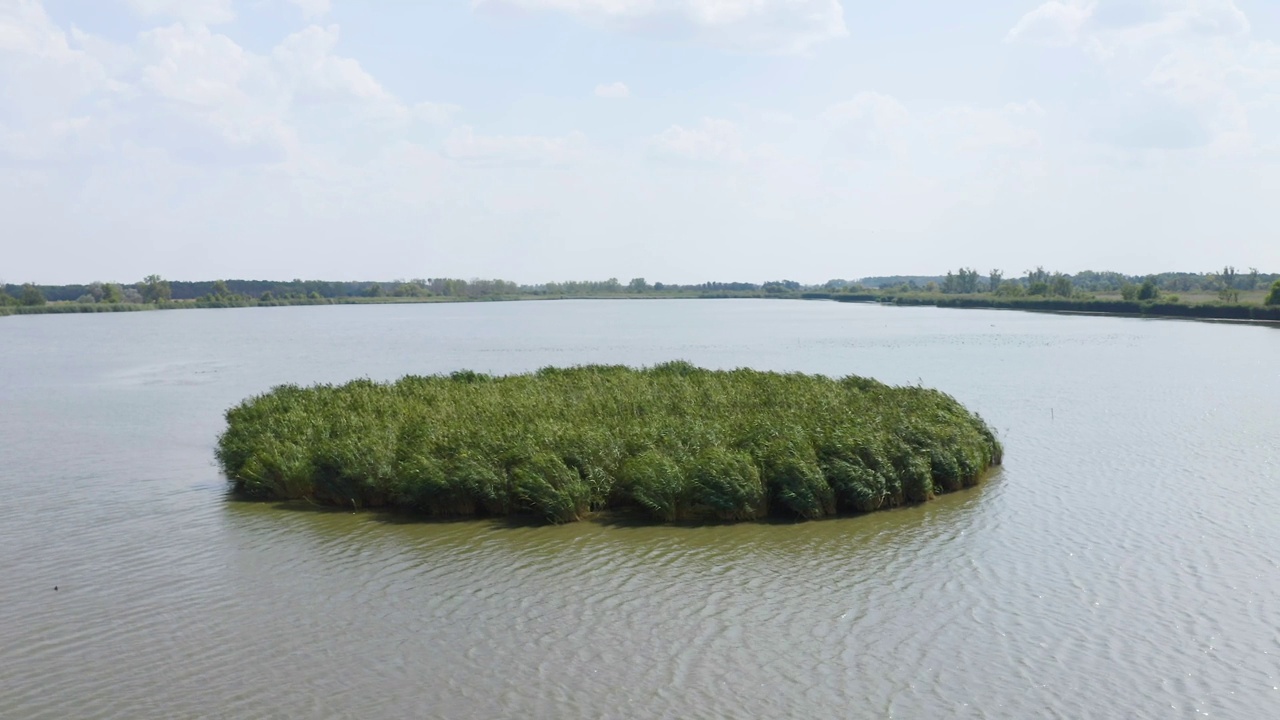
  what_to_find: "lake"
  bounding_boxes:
[1,299,1277,718]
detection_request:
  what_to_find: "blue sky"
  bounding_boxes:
[3,0,1279,283]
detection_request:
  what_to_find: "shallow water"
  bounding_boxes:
[1,299,1277,718]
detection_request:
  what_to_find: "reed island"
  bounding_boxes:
[216,363,1002,524]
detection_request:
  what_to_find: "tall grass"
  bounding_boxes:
[217,363,1002,524]
[7,303,155,314]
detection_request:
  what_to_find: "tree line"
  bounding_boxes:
[1,276,810,306]
[866,266,1278,304]
[0,275,173,307]
[5,269,1278,309]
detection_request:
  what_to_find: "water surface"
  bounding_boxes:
[1,300,1277,718]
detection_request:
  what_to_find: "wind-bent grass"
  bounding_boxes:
[217,363,1002,524]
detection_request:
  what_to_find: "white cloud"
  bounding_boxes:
[130,23,294,162]
[822,92,911,130]
[139,23,255,107]
[818,93,1046,188]
[283,0,332,18]
[412,101,460,125]
[0,5,460,170]
[270,25,459,129]
[1006,0,1277,153]
[474,0,847,54]
[938,101,1046,152]
[594,81,629,98]
[0,0,115,159]
[650,118,745,163]
[1007,0,1252,51]
[759,110,796,125]
[272,24,388,101]
[4,0,1276,284]
[443,126,587,166]
[1005,1,1094,46]
[820,92,913,158]
[124,0,236,25]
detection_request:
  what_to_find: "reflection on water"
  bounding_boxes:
[0,301,1277,719]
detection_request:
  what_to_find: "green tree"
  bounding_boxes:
[1220,266,1237,290]
[989,269,1002,293]
[20,283,46,306]
[1050,273,1073,298]
[1246,267,1259,290]
[102,283,124,304]
[942,269,980,294]
[365,283,384,298]
[1266,279,1280,306]
[390,281,425,297]
[0,286,13,306]
[201,280,251,306]
[140,274,172,303]
[430,278,468,296]
[1026,266,1050,296]
[941,271,957,293]
[1137,278,1159,301]
[628,277,648,293]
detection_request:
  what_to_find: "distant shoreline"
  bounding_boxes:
[815,292,1280,325]
[0,291,766,317]
[3,290,1278,325]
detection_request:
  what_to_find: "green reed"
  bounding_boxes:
[216,363,1002,524]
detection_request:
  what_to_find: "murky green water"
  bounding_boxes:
[1,300,1277,718]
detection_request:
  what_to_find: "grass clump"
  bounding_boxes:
[216,363,1002,524]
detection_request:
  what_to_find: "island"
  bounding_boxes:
[217,363,1003,524]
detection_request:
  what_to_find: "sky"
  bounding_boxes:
[2,0,1278,285]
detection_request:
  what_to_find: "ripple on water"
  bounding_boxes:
[1,301,1279,718]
